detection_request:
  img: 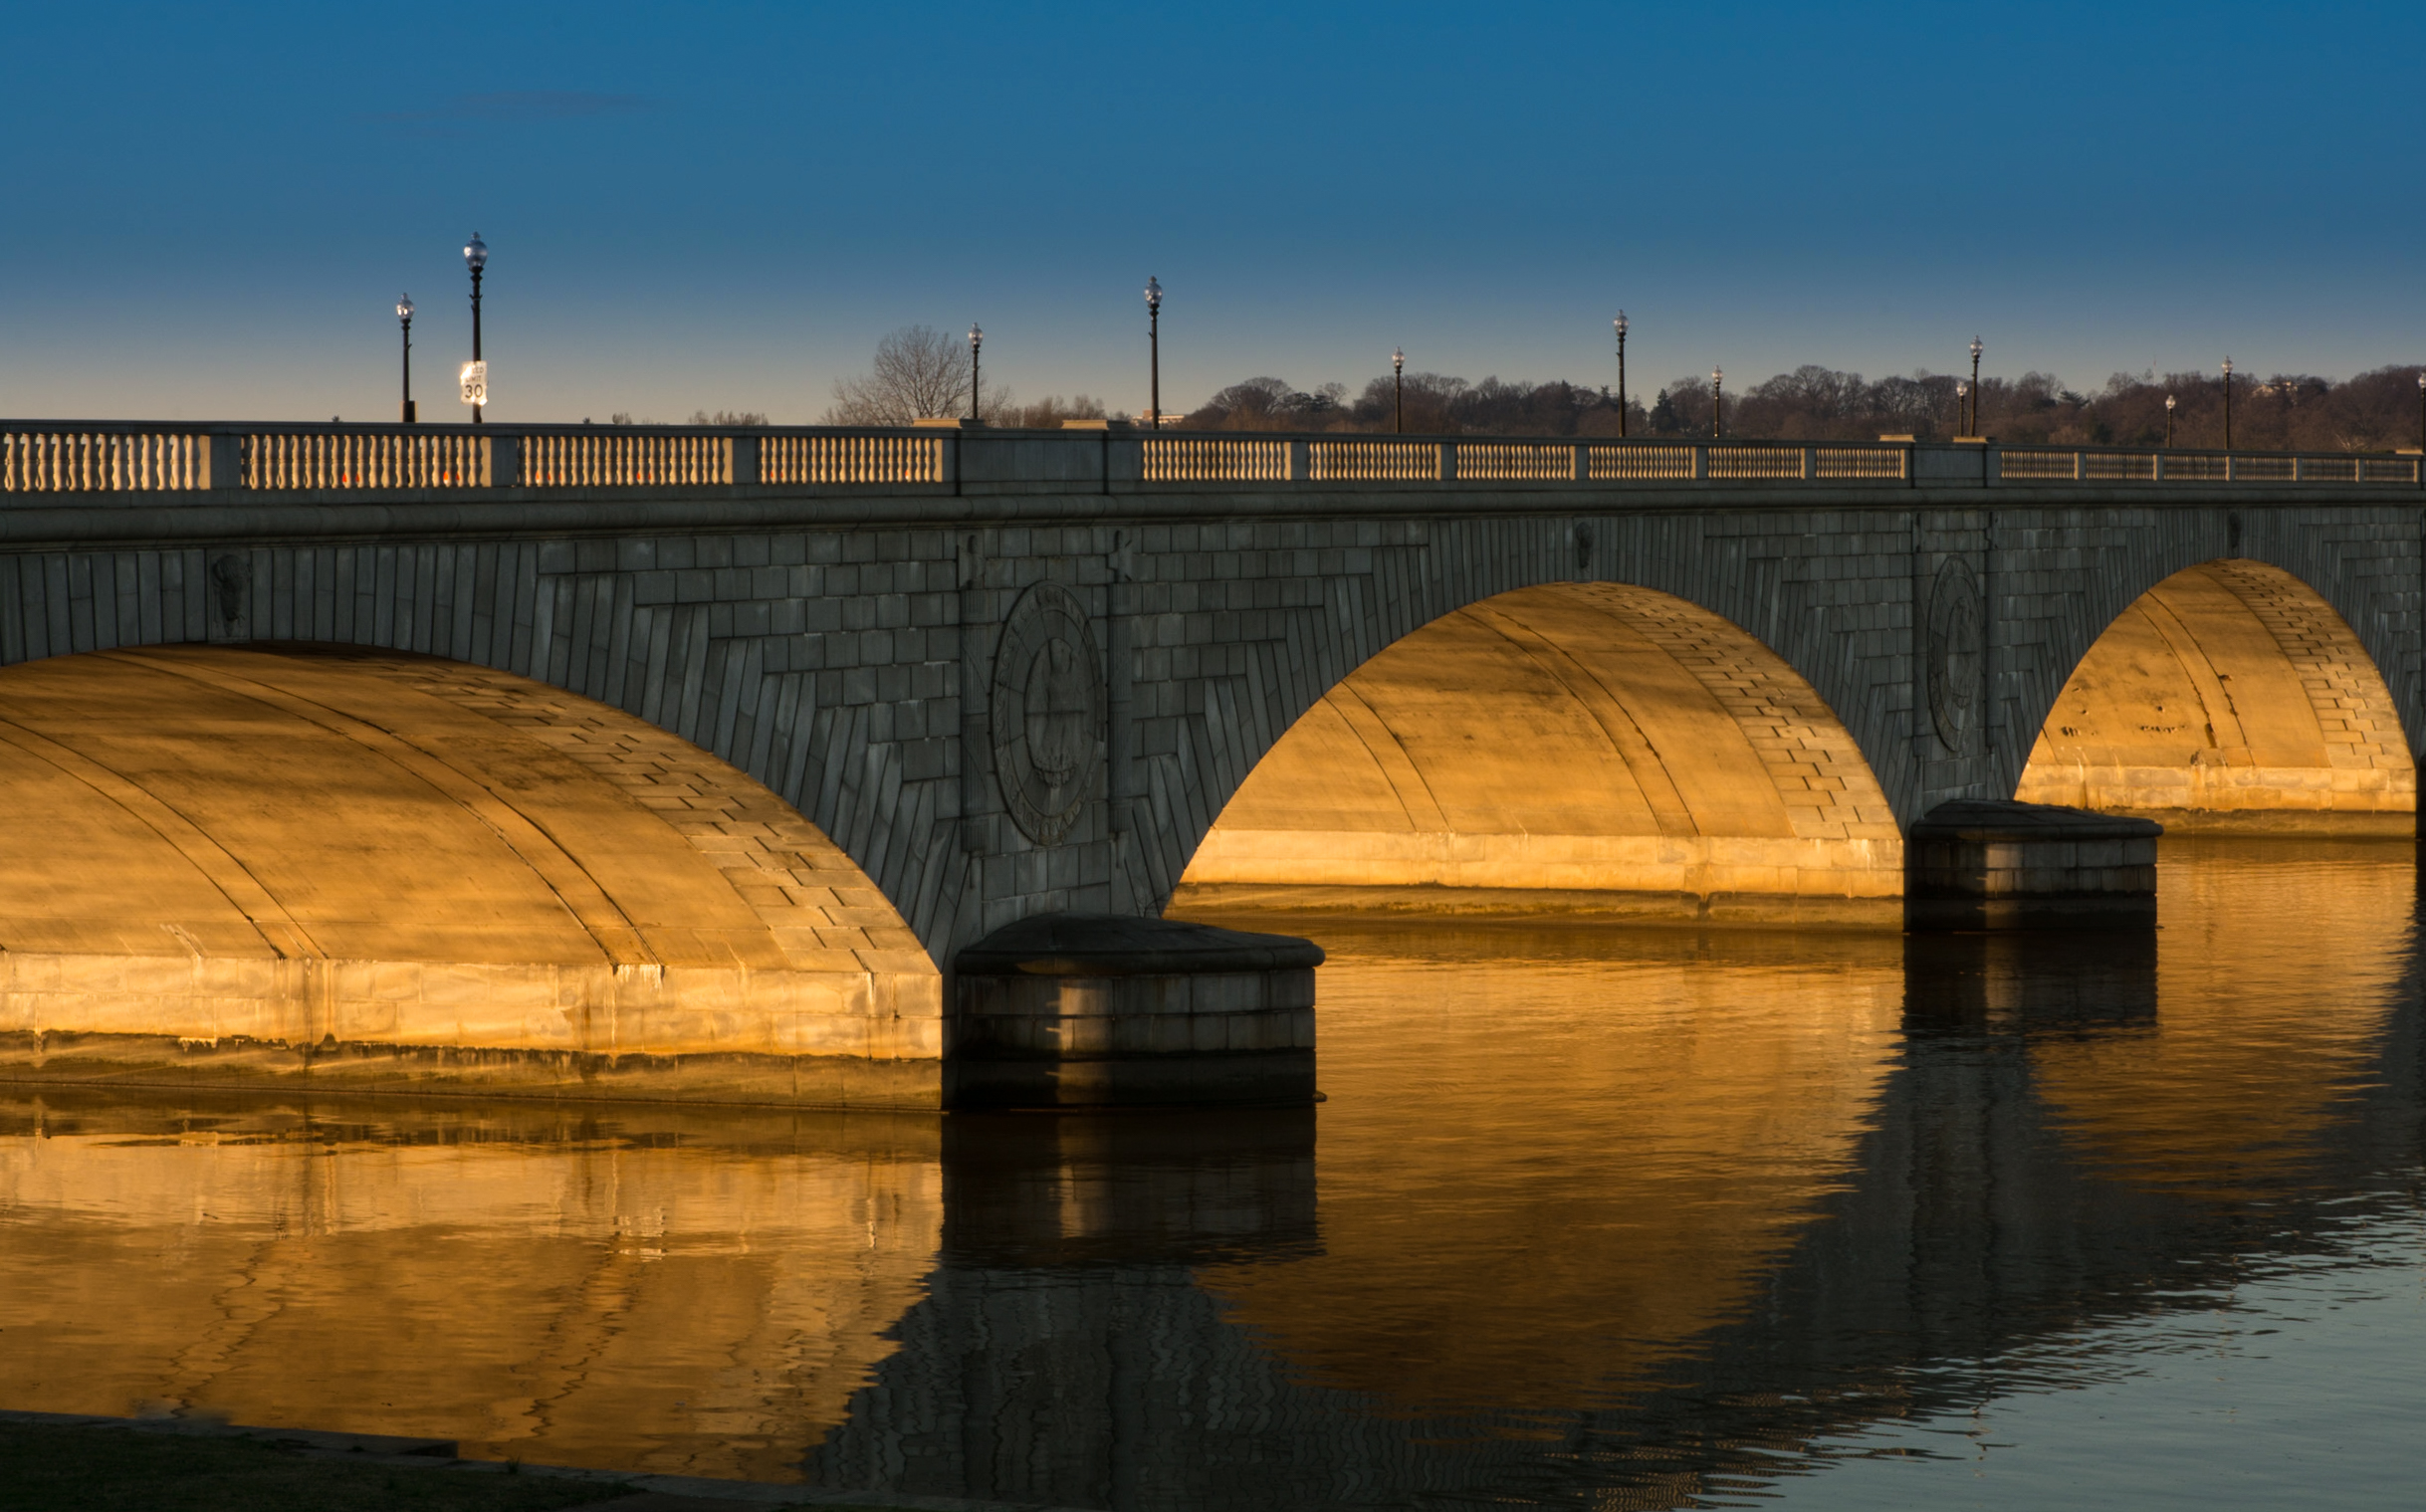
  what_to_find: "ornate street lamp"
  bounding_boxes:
[464,233,488,425]
[1614,312,1629,438]
[2221,356,2235,450]
[1393,347,1406,434]
[1955,380,1969,436]
[968,324,983,422]
[1144,277,1163,429]
[396,294,415,424]
[2164,393,2177,448]
[1711,365,1724,439]
[1968,335,1983,433]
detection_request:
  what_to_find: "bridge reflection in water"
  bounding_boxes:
[0,839,2416,1507]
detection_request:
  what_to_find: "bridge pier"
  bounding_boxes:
[1904,800,2162,931]
[949,916,1321,1108]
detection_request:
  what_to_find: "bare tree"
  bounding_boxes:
[823,325,983,424]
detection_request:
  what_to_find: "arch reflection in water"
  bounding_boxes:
[827,860,2422,1507]
[0,1098,944,1481]
[2025,837,2415,1198]
[2,842,2419,1509]
[1192,924,1904,1417]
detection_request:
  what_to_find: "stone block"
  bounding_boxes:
[1906,799,2161,931]
[950,914,1323,1108]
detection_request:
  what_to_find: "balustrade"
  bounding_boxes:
[1308,439,1439,481]
[1708,446,1807,481]
[2083,453,2157,482]
[763,432,943,486]
[2,428,210,492]
[1589,444,1696,481]
[1815,447,1907,480]
[246,430,490,490]
[1455,442,1576,482]
[2162,454,2229,482]
[1,421,2418,497]
[521,430,729,487]
[1143,437,1288,482]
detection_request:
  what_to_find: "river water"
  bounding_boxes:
[2,838,2420,1508]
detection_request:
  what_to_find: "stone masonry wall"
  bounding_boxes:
[2,493,2419,964]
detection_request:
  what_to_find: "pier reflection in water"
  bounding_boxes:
[0,838,2419,1508]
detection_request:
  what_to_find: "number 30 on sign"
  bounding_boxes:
[459,360,488,407]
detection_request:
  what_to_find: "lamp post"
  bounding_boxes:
[2164,393,2177,448]
[1711,365,1723,439]
[2221,356,2234,450]
[1393,347,1405,434]
[2415,370,2424,452]
[1144,276,1162,429]
[968,324,983,423]
[1955,380,1969,436]
[396,294,415,424]
[1614,312,1629,437]
[464,233,487,425]
[1968,335,1983,434]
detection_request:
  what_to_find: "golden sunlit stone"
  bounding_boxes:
[2017,560,2415,832]
[0,646,941,1106]
[1175,583,1904,926]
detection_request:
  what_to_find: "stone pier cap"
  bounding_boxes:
[955,914,1326,976]
[950,915,1321,1110]
[1906,799,2163,933]
[1908,798,2165,846]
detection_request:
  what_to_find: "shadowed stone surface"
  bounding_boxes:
[1906,799,2162,931]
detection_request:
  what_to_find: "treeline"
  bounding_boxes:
[1183,364,2426,451]
[1184,374,1638,437]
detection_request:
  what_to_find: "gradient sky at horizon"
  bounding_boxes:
[3,0,2421,423]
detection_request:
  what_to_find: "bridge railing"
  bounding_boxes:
[1996,447,2423,485]
[3,420,2420,497]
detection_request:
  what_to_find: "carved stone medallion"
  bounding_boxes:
[1925,556,1984,753]
[991,580,1105,845]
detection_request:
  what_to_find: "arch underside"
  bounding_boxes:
[0,645,939,1106]
[2017,560,2416,833]
[1174,582,1903,925]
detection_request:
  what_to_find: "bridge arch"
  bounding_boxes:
[2015,559,2416,830]
[1168,582,1903,925]
[0,643,940,1104]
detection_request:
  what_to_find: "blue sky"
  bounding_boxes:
[3,1,2421,422]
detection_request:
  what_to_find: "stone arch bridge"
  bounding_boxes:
[1,421,2418,1105]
